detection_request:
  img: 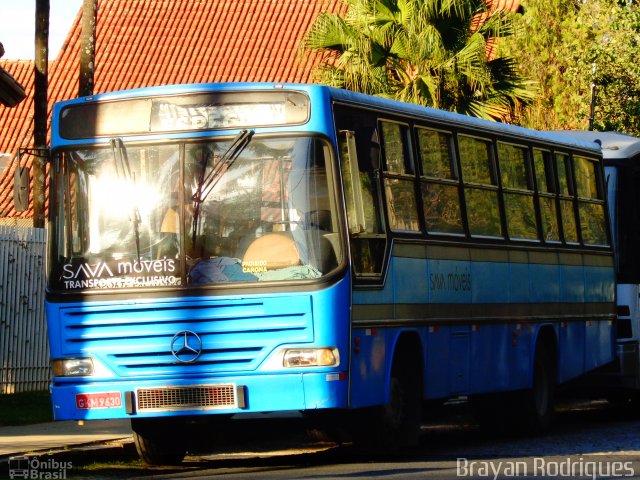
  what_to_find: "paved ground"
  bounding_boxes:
[1,399,639,479]
[0,419,132,461]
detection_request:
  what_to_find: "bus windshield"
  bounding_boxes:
[48,136,341,291]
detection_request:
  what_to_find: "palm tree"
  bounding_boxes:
[303,0,535,122]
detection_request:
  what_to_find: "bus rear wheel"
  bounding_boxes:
[472,341,556,435]
[131,418,187,465]
[519,342,556,433]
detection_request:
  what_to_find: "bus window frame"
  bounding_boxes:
[414,125,465,237]
[332,101,612,256]
[456,132,503,240]
[573,153,609,247]
[553,151,580,245]
[496,140,539,242]
[378,119,421,234]
[531,147,562,244]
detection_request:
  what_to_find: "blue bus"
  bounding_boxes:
[46,83,615,464]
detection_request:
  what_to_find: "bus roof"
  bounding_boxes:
[327,87,601,154]
[54,82,602,154]
[551,130,640,160]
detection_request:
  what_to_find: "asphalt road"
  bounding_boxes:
[69,399,640,479]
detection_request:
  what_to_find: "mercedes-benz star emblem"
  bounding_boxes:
[170,330,203,363]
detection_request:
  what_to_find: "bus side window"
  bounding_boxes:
[458,135,502,238]
[574,155,608,246]
[339,130,387,278]
[379,121,420,232]
[416,127,463,235]
[532,149,561,242]
[498,142,538,241]
[555,153,579,243]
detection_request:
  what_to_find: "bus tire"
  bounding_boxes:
[518,341,556,433]
[352,354,422,453]
[131,418,187,465]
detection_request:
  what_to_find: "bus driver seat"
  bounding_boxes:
[241,233,302,271]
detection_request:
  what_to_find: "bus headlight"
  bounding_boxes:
[283,348,339,368]
[51,358,94,377]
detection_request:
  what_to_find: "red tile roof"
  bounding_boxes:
[0,0,518,219]
[0,0,346,218]
[0,61,37,219]
[80,0,345,93]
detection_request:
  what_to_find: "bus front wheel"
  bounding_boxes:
[351,356,422,453]
[131,418,187,465]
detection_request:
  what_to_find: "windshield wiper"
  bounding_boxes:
[111,138,142,261]
[191,129,254,247]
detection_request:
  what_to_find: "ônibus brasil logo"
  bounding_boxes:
[9,456,72,479]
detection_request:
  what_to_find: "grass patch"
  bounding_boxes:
[73,459,192,478]
[0,391,53,426]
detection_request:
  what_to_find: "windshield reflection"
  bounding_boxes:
[49,136,341,291]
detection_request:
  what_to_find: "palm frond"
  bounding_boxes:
[304,12,354,52]
[477,8,517,40]
[302,0,535,122]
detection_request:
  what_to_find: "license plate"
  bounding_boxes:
[76,392,122,409]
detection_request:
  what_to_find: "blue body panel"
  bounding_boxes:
[48,277,352,420]
[349,247,616,409]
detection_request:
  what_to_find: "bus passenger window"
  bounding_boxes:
[574,156,608,245]
[416,127,463,235]
[533,149,560,242]
[380,121,420,232]
[498,142,538,240]
[556,153,571,195]
[458,135,502,238]
[574,156,600,199]
[555,153,578,243]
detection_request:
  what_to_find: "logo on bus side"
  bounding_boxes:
[429,266,472,292]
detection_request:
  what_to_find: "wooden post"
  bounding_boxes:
[33,0,49,228]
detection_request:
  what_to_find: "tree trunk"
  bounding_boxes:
[79,0,97,97]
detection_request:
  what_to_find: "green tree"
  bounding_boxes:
[303,0,535,121]
[502,0,640,135]
[581,2,640,134]
[496,0,576,130]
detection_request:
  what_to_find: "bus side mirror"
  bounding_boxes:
[14,166,30,212]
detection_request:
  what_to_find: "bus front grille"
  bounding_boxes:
[59,295,314,376]
[136,384,242,411]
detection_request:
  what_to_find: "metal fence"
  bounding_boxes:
[0,226,48,393]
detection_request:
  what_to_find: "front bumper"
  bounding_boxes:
[50,371,348,420]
